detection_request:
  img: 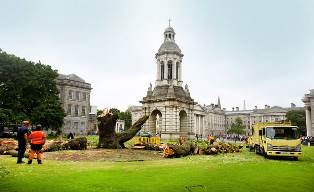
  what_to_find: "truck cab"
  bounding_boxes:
[248,122,301,160]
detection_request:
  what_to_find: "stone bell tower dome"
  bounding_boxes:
[155,25,184,87]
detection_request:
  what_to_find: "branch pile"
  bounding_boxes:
[205,142,243,155]
[0,139,18,155]
[163,140,243,158]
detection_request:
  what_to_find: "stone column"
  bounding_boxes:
[165,61,168,81]
[306,106,312,136]
[156,61,160,81]
[178,63,182,81]
[194,114,197,134]
[198,116,201,135]
[173,62,176,81]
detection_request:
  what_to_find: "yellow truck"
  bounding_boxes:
[248,122,301,160]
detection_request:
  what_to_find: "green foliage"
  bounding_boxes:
[228,117,246,135]
[0,50,65,130]
[96,109,103,117]
[286,110,306,135]
[109,108,120,116]
[118,110,132,129]
[85,135,98,147]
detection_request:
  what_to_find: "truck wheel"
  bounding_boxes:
[255,146,260,154]
[293,157,298,161]
[262,148,268,158]
[249,145,254,152]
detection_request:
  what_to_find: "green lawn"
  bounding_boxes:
[1,147,314,192]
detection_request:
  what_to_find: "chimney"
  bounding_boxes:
[236,107,239,111]
[255,106,257,110]
[290,103,296,108]
[265,105,268,109]
[232,107,234,111]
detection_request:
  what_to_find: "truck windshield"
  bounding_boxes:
[266,127,299,140]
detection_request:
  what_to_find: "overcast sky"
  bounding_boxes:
[1,0,313,111]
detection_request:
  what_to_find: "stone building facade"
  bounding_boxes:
[56,74,92,135]
[115,120,125,133]
[303,89,314,136]
[225,104,303,135]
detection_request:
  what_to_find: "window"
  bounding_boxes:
[81,122,85,129]
[74,122,79,129]
[82,106,86,116]
[82,92,87,101]
[161,62,164,80]
[266,127,299,139]
[167,61,172,79]
[75,105,79,116]
[75,91,80,101]
[68,90,73,100]
[67,104,72,115]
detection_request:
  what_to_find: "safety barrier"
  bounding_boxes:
[132,136,161,145]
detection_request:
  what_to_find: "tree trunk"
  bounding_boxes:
[97,114,149,149]
[163,141,196,158]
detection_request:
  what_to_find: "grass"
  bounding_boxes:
[1,147,314,192]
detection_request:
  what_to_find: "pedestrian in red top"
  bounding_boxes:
[28,124,46,164]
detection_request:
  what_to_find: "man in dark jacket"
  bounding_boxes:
[16,121,30,164]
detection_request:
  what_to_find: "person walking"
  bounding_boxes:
[16,120,30,164]
[28,124,46,164]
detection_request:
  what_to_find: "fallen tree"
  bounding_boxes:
[97,113,149,149]
[163,139,243,158]
[163,141,196,158]
[44,137,88,152]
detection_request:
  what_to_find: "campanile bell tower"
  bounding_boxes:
[140,22,195,140]
[155,23,183,87]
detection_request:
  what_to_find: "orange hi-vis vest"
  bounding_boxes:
[29,131,45,144]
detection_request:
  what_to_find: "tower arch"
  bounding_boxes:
[179,110,188,137]
[149,109,162,136]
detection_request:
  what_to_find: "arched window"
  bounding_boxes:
[161,62,164,80]
[176,62,179,79]
[167,60,172,79]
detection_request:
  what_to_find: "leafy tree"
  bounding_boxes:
[109,108,120,116]
[97,109,104,117]
[0,50,65,131]
[228,117,246,136]
[286,110,306,135]
[118,110,132,130]
[30,98,65,133]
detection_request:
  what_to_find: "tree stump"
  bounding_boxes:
[97,113,149,149]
